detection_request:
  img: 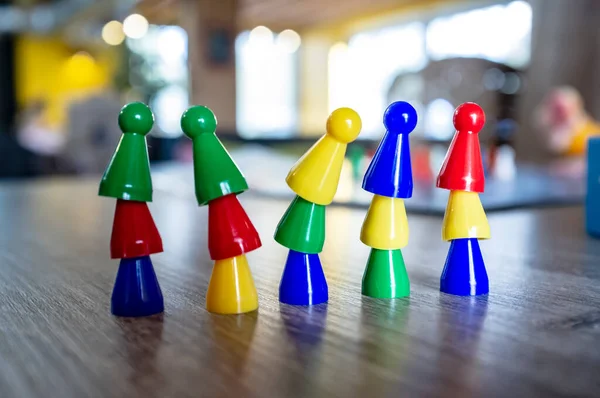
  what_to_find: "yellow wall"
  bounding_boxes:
[15,35,117,129]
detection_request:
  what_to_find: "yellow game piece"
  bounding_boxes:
[360,195,409,249]
[565,117,600,156]
[206,254,258,314]
[286,108,362,205]
[441,190,490,241]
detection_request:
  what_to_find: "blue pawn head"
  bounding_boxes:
[362,101,417,198]
[383,101,418,135]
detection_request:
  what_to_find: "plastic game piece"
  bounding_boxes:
[441,191,490,241]
[586,137,600,237]
[279,250,328,306]
[208,194,262,260]
[437,102,486,193]
[110,199,163,259]
[347,144,366,181]
[206,254,258,314]
[286,107,362,205]
[440,238,488,296]
[181,105,249,206]
[274,195,326,254]
[99,102,154,202]
[111,255,164,317]
[360,194,408,250]
[362,248,409,298]
[363,101,417,198]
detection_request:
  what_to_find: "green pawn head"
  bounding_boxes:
[181,105,248,206]
[98,102,154,202]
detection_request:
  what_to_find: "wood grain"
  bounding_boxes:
[0,177,599,397]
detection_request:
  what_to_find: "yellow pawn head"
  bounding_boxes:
[326,108,362,143]
[206,254,258,314]
[442,190,490,241]
[286,107,362,205]
[361,195,409,249]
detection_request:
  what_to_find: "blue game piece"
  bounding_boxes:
[111,256,164,317]
[586,137,600,237]
[279,250,328,305]
[440,238,489,296]
[362,101,417,198]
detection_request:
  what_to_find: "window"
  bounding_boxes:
[328,23,427,137]
[426,1,532,68]
[235,27,300,138]
[127,25,189,138]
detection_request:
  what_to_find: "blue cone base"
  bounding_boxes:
[111,256,164,317]
[279,250,328,306]
[440,238,489,296]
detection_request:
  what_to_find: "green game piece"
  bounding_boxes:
[347,144,365,181]
[99,102,154,202]
[362,248,410,298]
[274,195,325,253]
[181,106,248,206]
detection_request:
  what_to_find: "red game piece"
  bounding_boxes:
[436,102,486,192]
[208,194,262,260]
[110,199,163,259]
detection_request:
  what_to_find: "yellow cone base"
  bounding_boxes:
[442,190,490,241]
[206,254,259,314]
[360,195,409,249]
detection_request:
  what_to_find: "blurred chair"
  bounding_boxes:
[62,93,123,174]
[387,57,522,140]
[386,57,522,181]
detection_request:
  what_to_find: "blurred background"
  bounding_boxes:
[0,0,598,207]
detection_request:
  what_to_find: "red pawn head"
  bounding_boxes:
[436,103,485,192]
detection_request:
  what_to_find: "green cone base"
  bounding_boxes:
[274,195,325,253]
[99,134,153,202]
[362,248,409,298]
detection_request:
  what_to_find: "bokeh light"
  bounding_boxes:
[123,14,149,39]
[102,20,125,46]
[248,26,274,47]
[276,29,301,53]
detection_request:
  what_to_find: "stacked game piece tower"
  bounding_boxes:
[436,102,490,296]
[181,105,262,314]
[99,102,164,317]
[360,101,417,299]
[274,108,362,305]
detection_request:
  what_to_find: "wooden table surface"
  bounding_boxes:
[0,177,599,398]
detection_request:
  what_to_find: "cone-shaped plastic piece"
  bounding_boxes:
[111,256,164,317]
[363,101,417,198]
[437,103,486,193]
[99,102,154,202]
[361,195,408,249]
[181,106,249,206]
[362,248,409,298]
[274,195,326,253]
[111,199,163,259]
[440,238,489,296]
[286,108,362,205]
[206,254,258,314]
[208,194,262,260]
[279,250,328,305]
[442,191,490,241]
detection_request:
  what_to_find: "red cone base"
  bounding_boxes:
[111,199,163,259]
[208,194,262,260]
